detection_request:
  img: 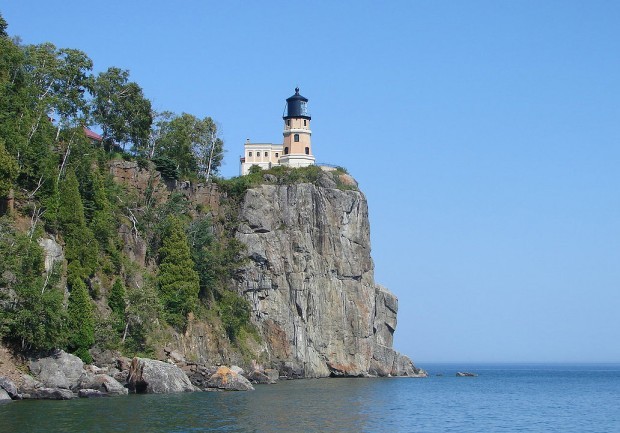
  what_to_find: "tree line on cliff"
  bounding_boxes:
[0,13,254,362]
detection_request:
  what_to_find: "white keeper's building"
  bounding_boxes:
[240,88,315,176]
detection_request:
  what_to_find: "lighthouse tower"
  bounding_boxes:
[279,87,315,168]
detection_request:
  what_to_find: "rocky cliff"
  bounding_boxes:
[92,163,423,378]
[234,177,423,377]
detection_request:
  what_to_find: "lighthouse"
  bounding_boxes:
[240,88,316,175]
[279,87,315,168]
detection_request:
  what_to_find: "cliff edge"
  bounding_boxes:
[234,175,424,377]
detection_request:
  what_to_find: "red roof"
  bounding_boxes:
[83,127,103,142]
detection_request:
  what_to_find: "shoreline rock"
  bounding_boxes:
[127,357,196,394]
[206,366,254,391]
[456,372,478,377]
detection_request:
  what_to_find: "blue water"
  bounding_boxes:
[1,363,619,432]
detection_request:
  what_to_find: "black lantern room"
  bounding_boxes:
[283,87,310,120]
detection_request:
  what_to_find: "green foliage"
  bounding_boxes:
[58,169,98,280]
[123,275,161,355]
[0,218,67,351]
[0,14,7,38]
[247,164,262,175]
[0,138,18,198]
[157,215,200,330]
[216,165,328,200]
[91,67,152,152]
[214,174,259,201]
[188,217,246,299]
[152,113,224,180]
[87,169,115,249]
[0,15,249,359]
[108,278,126,332]
[217,289,253,343]
[67,277,95,363]
[152,155,179,181]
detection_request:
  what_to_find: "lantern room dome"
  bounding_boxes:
[283,87,310,120]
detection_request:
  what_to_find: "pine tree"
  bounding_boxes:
[67,276,94,363]
[157,215,200,330]
[89,169,114,249]
[108,278,126,333]
[0,138,18,199]
[58,168,98,280]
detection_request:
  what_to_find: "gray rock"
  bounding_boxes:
[0,388,11,402]
[77,372,128,396]
[235,183,423,377]
[456,372,477,377]
[246,370,269,384]
[127,357,195,393]
[207,366,254,391]
[37,237,64,273]
[89,348,123,370]
[78,389,109,398]
[31,387,75,400]
[264,369,279,383]
[263,174,278,183]
[246,369,278,384]
[19,374,42,394]
[167,350,185,364]
[317,172,338,189]
[29,350,84,389]
[393,354,427,377]
[0,376,20,399]
[230,365,244,375]
[113,370,129,383]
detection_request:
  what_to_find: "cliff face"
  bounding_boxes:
[105,162,422,376]
[235,181,423,377]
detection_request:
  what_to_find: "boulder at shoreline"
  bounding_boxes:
[206,366,255,391]
[127,357,196,393]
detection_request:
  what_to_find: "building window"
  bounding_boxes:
[294,134,299,142]
[287,120,290,127]
[284,147,289,155]
[305,147,309,155]
[264,152,268,157]
[248,151,252,157]
[304,119,307,126]
[275,153,279,157]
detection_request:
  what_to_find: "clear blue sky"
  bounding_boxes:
[4,1,619,363]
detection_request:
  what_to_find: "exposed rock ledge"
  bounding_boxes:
[235,180,426,378]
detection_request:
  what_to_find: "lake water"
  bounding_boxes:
[1,363,619,432]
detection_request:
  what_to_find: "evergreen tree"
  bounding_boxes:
[67,276,94,363]
[89,169,114,249]
[157,215,199,330]
[108,278,126,333]
[0,138,18,198]
[0,14,8,38]
[58,168,98,280]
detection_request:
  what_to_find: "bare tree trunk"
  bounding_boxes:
[41,264,54,294]
[205,132,216,182]
[28,176,45,198]
[122,321,130,343]
[28,205,46,240]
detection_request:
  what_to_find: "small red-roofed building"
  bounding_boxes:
[83,127,103,144]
